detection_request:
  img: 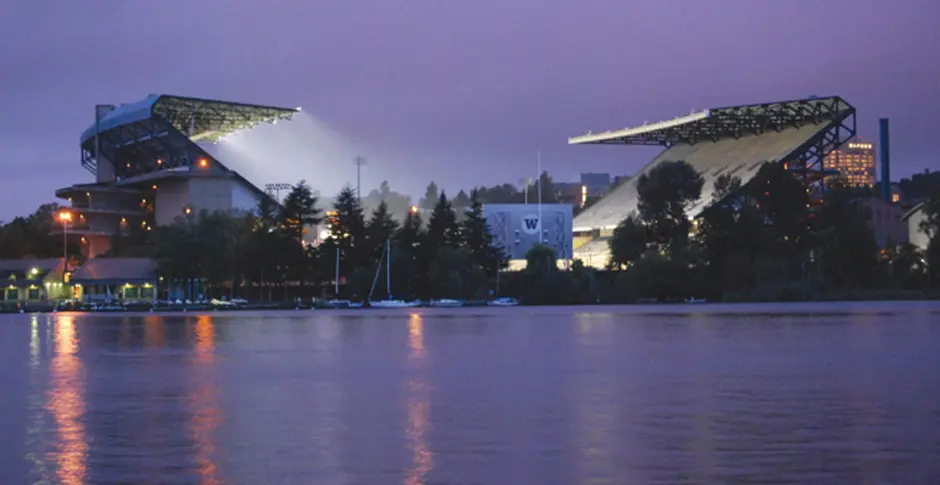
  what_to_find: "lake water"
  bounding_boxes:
[1,302,939,484]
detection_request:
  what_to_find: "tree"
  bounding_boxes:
[460,190,505,275]
[711,174,742,203]
[0,219,28,259]
[361,180,414,221]
[366,200,399,260]
[474,183,521,204]
[814,185,879,287]
[427,191,459,252]
[393,208,425,297]
[330,185,368,278]
[608,214,647,269]
[749,163,810,262]
[279,180,321,240]
[419,182,440,210]
[452,189,471,214]
[635,160,704,250]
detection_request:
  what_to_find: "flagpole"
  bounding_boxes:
[537,150,543,244]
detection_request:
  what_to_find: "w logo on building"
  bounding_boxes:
[521,214,540,235]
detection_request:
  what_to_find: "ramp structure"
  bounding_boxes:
[569,96,856,266]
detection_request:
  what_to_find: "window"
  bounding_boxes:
[123,286,139,299]
[141,286,155,300]
[5,288,18,301]
[28,288,40,300]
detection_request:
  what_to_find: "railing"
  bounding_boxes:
[70,202,144,213]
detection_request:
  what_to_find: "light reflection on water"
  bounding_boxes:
[190,315,221,485]
[0,302,938,484]
[405,313,432,485]
[45,314,88,485]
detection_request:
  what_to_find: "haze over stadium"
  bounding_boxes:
[1,0,938,221]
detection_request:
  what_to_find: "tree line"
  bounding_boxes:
[3,166,939,303]
[149,182,508,301]
[600,161,940,302]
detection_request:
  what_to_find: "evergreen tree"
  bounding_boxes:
[452,190,471,212]
[420,181,439,210]
[366,200,399,260]
[393,208,425,297]
[460,189,504,274]
[331,185,368,276]
[427,191,459,252]
[279,179,321,240]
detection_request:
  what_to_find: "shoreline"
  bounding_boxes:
[6,299,940,318]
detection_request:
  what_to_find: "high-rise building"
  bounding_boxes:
[825,138,876,187]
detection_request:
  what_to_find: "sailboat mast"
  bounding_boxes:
[386,238,392,298]
[334,246,340,295]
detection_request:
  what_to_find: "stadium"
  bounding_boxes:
[55,95,298,257]
[569,96,857,267]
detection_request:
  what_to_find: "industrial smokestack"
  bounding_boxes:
[879,118,891,202]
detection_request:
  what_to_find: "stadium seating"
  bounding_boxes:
[573,122,831,266]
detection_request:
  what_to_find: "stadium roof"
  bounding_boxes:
[80,94,299,145]
[569,96,854,147]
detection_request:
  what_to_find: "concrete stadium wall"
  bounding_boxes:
[188,177,234,215]
[154,180,189,225]
[484,203,573,260]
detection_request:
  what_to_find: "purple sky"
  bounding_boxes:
[1,0,938,219]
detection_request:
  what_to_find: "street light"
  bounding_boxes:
[57,211,72,271]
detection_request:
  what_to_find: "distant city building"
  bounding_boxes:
[580,173,612,197]
[890,183,903,203]
[826,138,876,187]
[552,182,582,205]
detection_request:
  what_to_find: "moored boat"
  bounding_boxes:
[487,297,519,307]
[369,299,422,309]
[429,298,464,308]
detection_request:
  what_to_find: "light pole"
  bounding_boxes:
[265,183,291,203]
[58,210,72,272]
[353,156,366,202]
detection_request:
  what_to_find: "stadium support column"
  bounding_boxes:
[879,118,891,202]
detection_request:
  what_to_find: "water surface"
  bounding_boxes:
[1,302,938,484]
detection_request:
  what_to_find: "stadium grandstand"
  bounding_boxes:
[55,95,298,257]
[569,96,857,268]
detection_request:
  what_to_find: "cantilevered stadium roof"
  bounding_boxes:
[80,94,299,145]
[569,96,857,243]
[569,96,854,147]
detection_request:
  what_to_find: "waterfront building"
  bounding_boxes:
[70,257,158,303]
[0,258,69,304]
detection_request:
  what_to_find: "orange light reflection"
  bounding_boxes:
[190,316,221,484]
[45,314,87,485]
[405,313,432,485]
